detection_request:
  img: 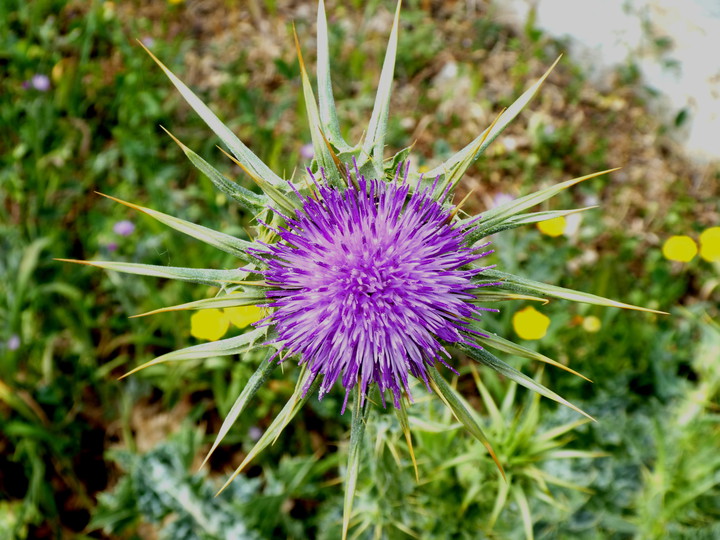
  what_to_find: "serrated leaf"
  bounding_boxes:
[130,289,267,319]
[467,169,618,242]
[342,386,369,540]
[96,193,256,263]
[421,57,562,186]
[138,40,285,187]
[316,0,350,151]
[56,259,250,287]
[479,268,667,314]
[476,330,590,381]
[361,0,402,173]
[461,345,593,421]
[162,127,267,212]
[216,366,320,495]
[427,367,505,478]
[120,327,267,378]
[201,351,278,468]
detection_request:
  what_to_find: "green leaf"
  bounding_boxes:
[513,485,534,540]
[162,128,267,212]
[394,397,418,481]
[97,193,257,263]
[294,27,344,185]
[121,327,268,378]
[138,41,285,187]
[316,0,350,151]
[361,0,402,174]
[427,367,505,477]
[476,330,590,381]
[131,289,267,319]
[217,366,320,495]
[421,57,562,185]
[469,289,549,304]
[56,260,250,287]
[342,386,369,540]
[475,206,597,237]
[217,147,300,215]
[460,345,593,420]
[467,168,617,242]
[479,268,666,314]
[201,351,278,468]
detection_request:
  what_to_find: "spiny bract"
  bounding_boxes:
[63,1,660,537]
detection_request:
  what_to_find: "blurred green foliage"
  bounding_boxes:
[1,0,718,539]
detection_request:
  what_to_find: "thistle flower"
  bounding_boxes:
[60,1,663,537]
[256,169,492,410]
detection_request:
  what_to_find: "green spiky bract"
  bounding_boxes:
[63,1,664,537]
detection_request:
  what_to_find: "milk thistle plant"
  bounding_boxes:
[62,1,660,536]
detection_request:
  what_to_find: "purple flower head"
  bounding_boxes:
[113,220,135,236]
[7,335,21,351]
[255,168,491,410]
[300,143,314,160]
[30,74,51,91]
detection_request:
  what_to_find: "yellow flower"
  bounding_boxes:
[190,309,229,341]
[512,306,551,340]
[582,315,601,333]
[226,305,265,329]
[537,216,566,237]
[699,227,720,262]
[662,235,697,262]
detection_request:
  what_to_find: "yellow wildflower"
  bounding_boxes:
[699,227,720,262]
[537,216,566,237]
[582,315,602,333]
[662,235,697,262]
[226,305,265,329]
[190,309,229,341]
[512,306,551,340]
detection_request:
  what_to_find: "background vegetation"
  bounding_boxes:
[1,0,718,538]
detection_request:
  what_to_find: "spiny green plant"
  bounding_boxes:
[60,1,661,536]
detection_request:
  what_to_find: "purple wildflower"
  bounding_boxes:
[7,335,20,351]
[300,143,314,160]
[256,169,492,409]
[30,74,51,91]
[113,220,135,236]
